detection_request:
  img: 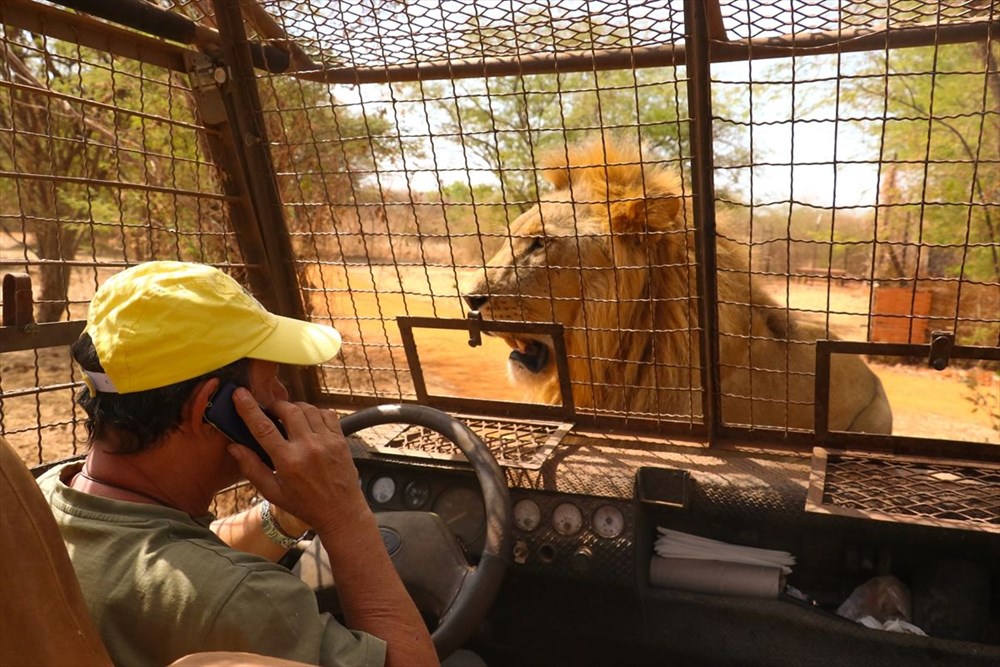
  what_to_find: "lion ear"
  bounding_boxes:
[539,149,572,189]
[540,133,641,192]
[541,134,683,235]
[608,186,682,235]
[542,165,571,190]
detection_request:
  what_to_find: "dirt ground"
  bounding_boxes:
[2,264,996,467]
[310,264,998,443]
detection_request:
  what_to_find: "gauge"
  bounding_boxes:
[552,502,583,536]
[433,487,486,548]
[592,504,625,539]
[402,480,431,509]
[513,499,541,532]
[369,475,396,505]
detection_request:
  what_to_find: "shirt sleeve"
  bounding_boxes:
[204,568,387,667]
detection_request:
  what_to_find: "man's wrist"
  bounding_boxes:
[267,502,310,537]
[259,500,308,549]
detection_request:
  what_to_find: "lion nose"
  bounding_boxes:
[464,294,489,311]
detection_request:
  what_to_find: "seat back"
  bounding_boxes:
[0,436,113,667]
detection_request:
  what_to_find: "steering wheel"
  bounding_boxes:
[294,404,512,659]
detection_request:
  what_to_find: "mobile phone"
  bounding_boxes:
[204,382,285,469]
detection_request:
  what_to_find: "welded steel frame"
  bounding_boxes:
[3,0,998,455]
[815,340,1000,462]
[396,317,575,422]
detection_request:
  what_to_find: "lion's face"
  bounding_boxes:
[462,193,617,387]
[462,136,685,398]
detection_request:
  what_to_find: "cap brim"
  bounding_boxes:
[247,316,342,366]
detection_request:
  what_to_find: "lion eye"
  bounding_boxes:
[528,237,545,253]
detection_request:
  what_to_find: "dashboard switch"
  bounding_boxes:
[571,547,593,574]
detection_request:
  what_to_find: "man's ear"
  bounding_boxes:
[183,378,221,437]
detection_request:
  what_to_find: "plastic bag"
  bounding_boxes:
[836,575,912,623]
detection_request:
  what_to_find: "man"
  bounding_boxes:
[38,261,438,667]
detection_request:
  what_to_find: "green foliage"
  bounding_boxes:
[1,28,404,317]
[841,41,1000,282]
[257,75,398,237]
[0,37,231,268]
[400,67,694,220]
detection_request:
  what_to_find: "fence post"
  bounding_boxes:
[684,0,723,442]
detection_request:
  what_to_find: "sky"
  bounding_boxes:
[331,49,886,212]
[312,0,917,212]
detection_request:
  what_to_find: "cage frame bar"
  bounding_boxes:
[815,340,1000,462]
[684,0,723,441]
[208,0,317,400]
[396,316,575,422]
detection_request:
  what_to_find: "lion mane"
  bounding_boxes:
[463,134,892,433]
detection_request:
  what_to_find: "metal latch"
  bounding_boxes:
[184,52,228,126]
[2,273,35,331]
[466,310,483,348]
[1,273,86,353]
[928,331,955,371]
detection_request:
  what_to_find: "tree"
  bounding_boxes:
[391,5,750,221]
[2,38,155,321]
[838,4,1000,283]
[0,18,403,320]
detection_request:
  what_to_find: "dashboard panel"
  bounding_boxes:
[355,457,636,588]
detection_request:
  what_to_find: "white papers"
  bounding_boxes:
[654,527,796,575]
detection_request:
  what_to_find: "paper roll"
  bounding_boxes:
[650,557,783,598]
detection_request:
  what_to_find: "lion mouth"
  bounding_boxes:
[504,337,551,374]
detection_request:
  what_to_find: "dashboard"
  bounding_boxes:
[355,457,637,588]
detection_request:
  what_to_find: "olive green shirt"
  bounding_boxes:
[38,463,386,667]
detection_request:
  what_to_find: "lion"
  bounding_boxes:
[462,135,892,433]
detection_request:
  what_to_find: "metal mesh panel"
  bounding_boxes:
[357,417,572,469]
[720,0,989,39]
[255,0,685,69]
[807,449,1000,532]
[235,1,992,68]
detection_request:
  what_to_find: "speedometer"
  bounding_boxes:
[433,487,486,548]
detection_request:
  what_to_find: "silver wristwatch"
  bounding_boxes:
[259,500,304,549]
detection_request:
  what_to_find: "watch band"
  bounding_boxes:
[259,500,303,549]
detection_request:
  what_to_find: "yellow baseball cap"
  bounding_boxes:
[82,261,341,394]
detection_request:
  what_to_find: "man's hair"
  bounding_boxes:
[71,333,252,454]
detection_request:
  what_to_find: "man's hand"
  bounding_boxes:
[228,388,370,536]
[227,387,438,667]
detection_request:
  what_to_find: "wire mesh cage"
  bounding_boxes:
[0,8,251,462]
[1,0,998,468]
[807,447,1000,533]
